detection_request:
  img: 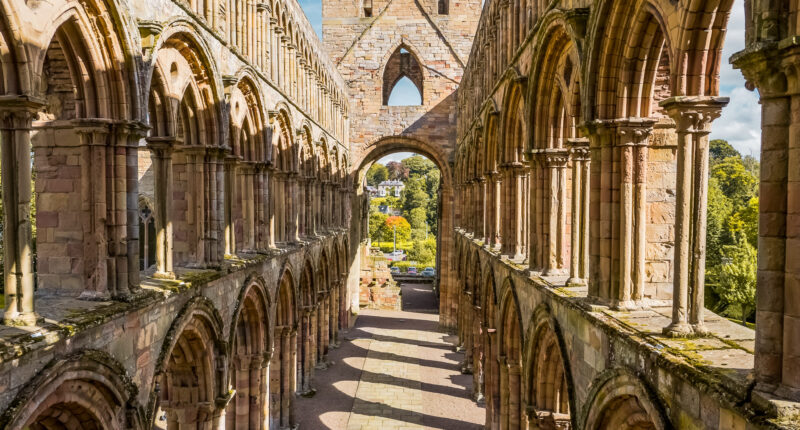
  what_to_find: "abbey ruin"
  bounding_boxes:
[0,0,797,428]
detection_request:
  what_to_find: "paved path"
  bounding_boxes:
[296,282,485,429]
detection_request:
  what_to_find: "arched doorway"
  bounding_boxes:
[270,269,297,429]
[354,136,455,325]
[154,299,226,429]
[227,279,271,429]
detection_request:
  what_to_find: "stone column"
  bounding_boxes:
[490,171,502,250]
[267,167,277,248]
[73,120,113,299]
[181,146,207,266]
[146,137,176,279]
[567,138,590,286]
[1,97,43,326]
[224,155,240,256]
[543,150,569,275]
[662,97,727,337]
[507,360,521,430]
[121,122,148,294]
[583,119,654,309]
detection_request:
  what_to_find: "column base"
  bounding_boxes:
[3,311,43,327]
[542,267,568,277]
[566,277,587,286]
[79,290,111,301]
[153,271,176,280]
[662,321,695,338]
[610,299,648,311]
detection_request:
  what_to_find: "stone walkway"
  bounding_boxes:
[296,282,484,429]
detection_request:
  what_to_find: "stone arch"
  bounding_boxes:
[354,135,457,325]
[381,43,425,105]
[143,25,226,274]
[270,105,297,244]
[527,15,583,276]
[0,3,30,95]
[482,268,501,429]
[499,76,528,164]
[317,248,332,360]
[23,0,142,303]
[152,296,227,429]
[581,368,669,430]
[0,350,143,430]
[226,275,272,429]
[523,304,575,429]
[675,0,734,97]
[228,73,268,253]
[498,278,524,429]
[270,266,298,429]
[297,257,317,393]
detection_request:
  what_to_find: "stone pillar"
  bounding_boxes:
[146,137,176,279]
[584,119,654,309]
[478,176,488,243]
[661,97,727,337]
[567,138,590,286]
[1,97,43,326]
[181,146,207,266]
[507,360,521,430]
[543,150,569,275]
[490,171,502,250]
[121,122,148,294]
[224,156,240,255]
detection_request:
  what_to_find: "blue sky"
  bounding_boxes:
[298,0,759,159]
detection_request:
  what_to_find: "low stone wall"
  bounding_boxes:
[455,231,794,430]
[0,232,350,426]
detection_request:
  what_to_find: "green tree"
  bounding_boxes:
[714,235,757,325]
[408,207,427,230]
[384,216,411,242]
[407,239,434,264]
[369,212,389,241]
[706,177,734,268]
[366,163,388,186]
[728,197,759,248]
[710,139,739,166]
[402,155,436,178]
[401,176,429,216]
[712,156,758,205]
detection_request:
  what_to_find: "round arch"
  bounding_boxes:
[580,368,670,430]
[354,135,458,326]
[523,304,577,429]
[0,350,143,430]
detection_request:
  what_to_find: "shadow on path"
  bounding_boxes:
[295,282,484,429]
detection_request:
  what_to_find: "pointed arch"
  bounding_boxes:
[227,275,272,430]
[524,304,576,429]
[382,44,425,105]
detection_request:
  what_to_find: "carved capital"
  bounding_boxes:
[660,96,729,135]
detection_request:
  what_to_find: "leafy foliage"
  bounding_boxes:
[712,235,757,325]
[705,140,758,324]
[366,163,389,186]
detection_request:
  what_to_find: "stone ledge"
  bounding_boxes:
[0,234,342,366]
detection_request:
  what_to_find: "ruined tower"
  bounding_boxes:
[322,0,481,325]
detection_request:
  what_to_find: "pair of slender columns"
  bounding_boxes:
[146,137,176,279]
[485,171,502,250]
[585,119,653,309]
[499,163,528,261]
[567,138,591,286]
[1,97,43,325]
[529,149,569,275]
[661,97,728,337]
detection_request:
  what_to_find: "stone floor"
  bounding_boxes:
[296,282,485,429]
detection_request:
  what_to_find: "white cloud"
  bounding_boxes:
[710,0,762,158]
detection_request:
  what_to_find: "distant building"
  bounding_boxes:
[377,180,405,197]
